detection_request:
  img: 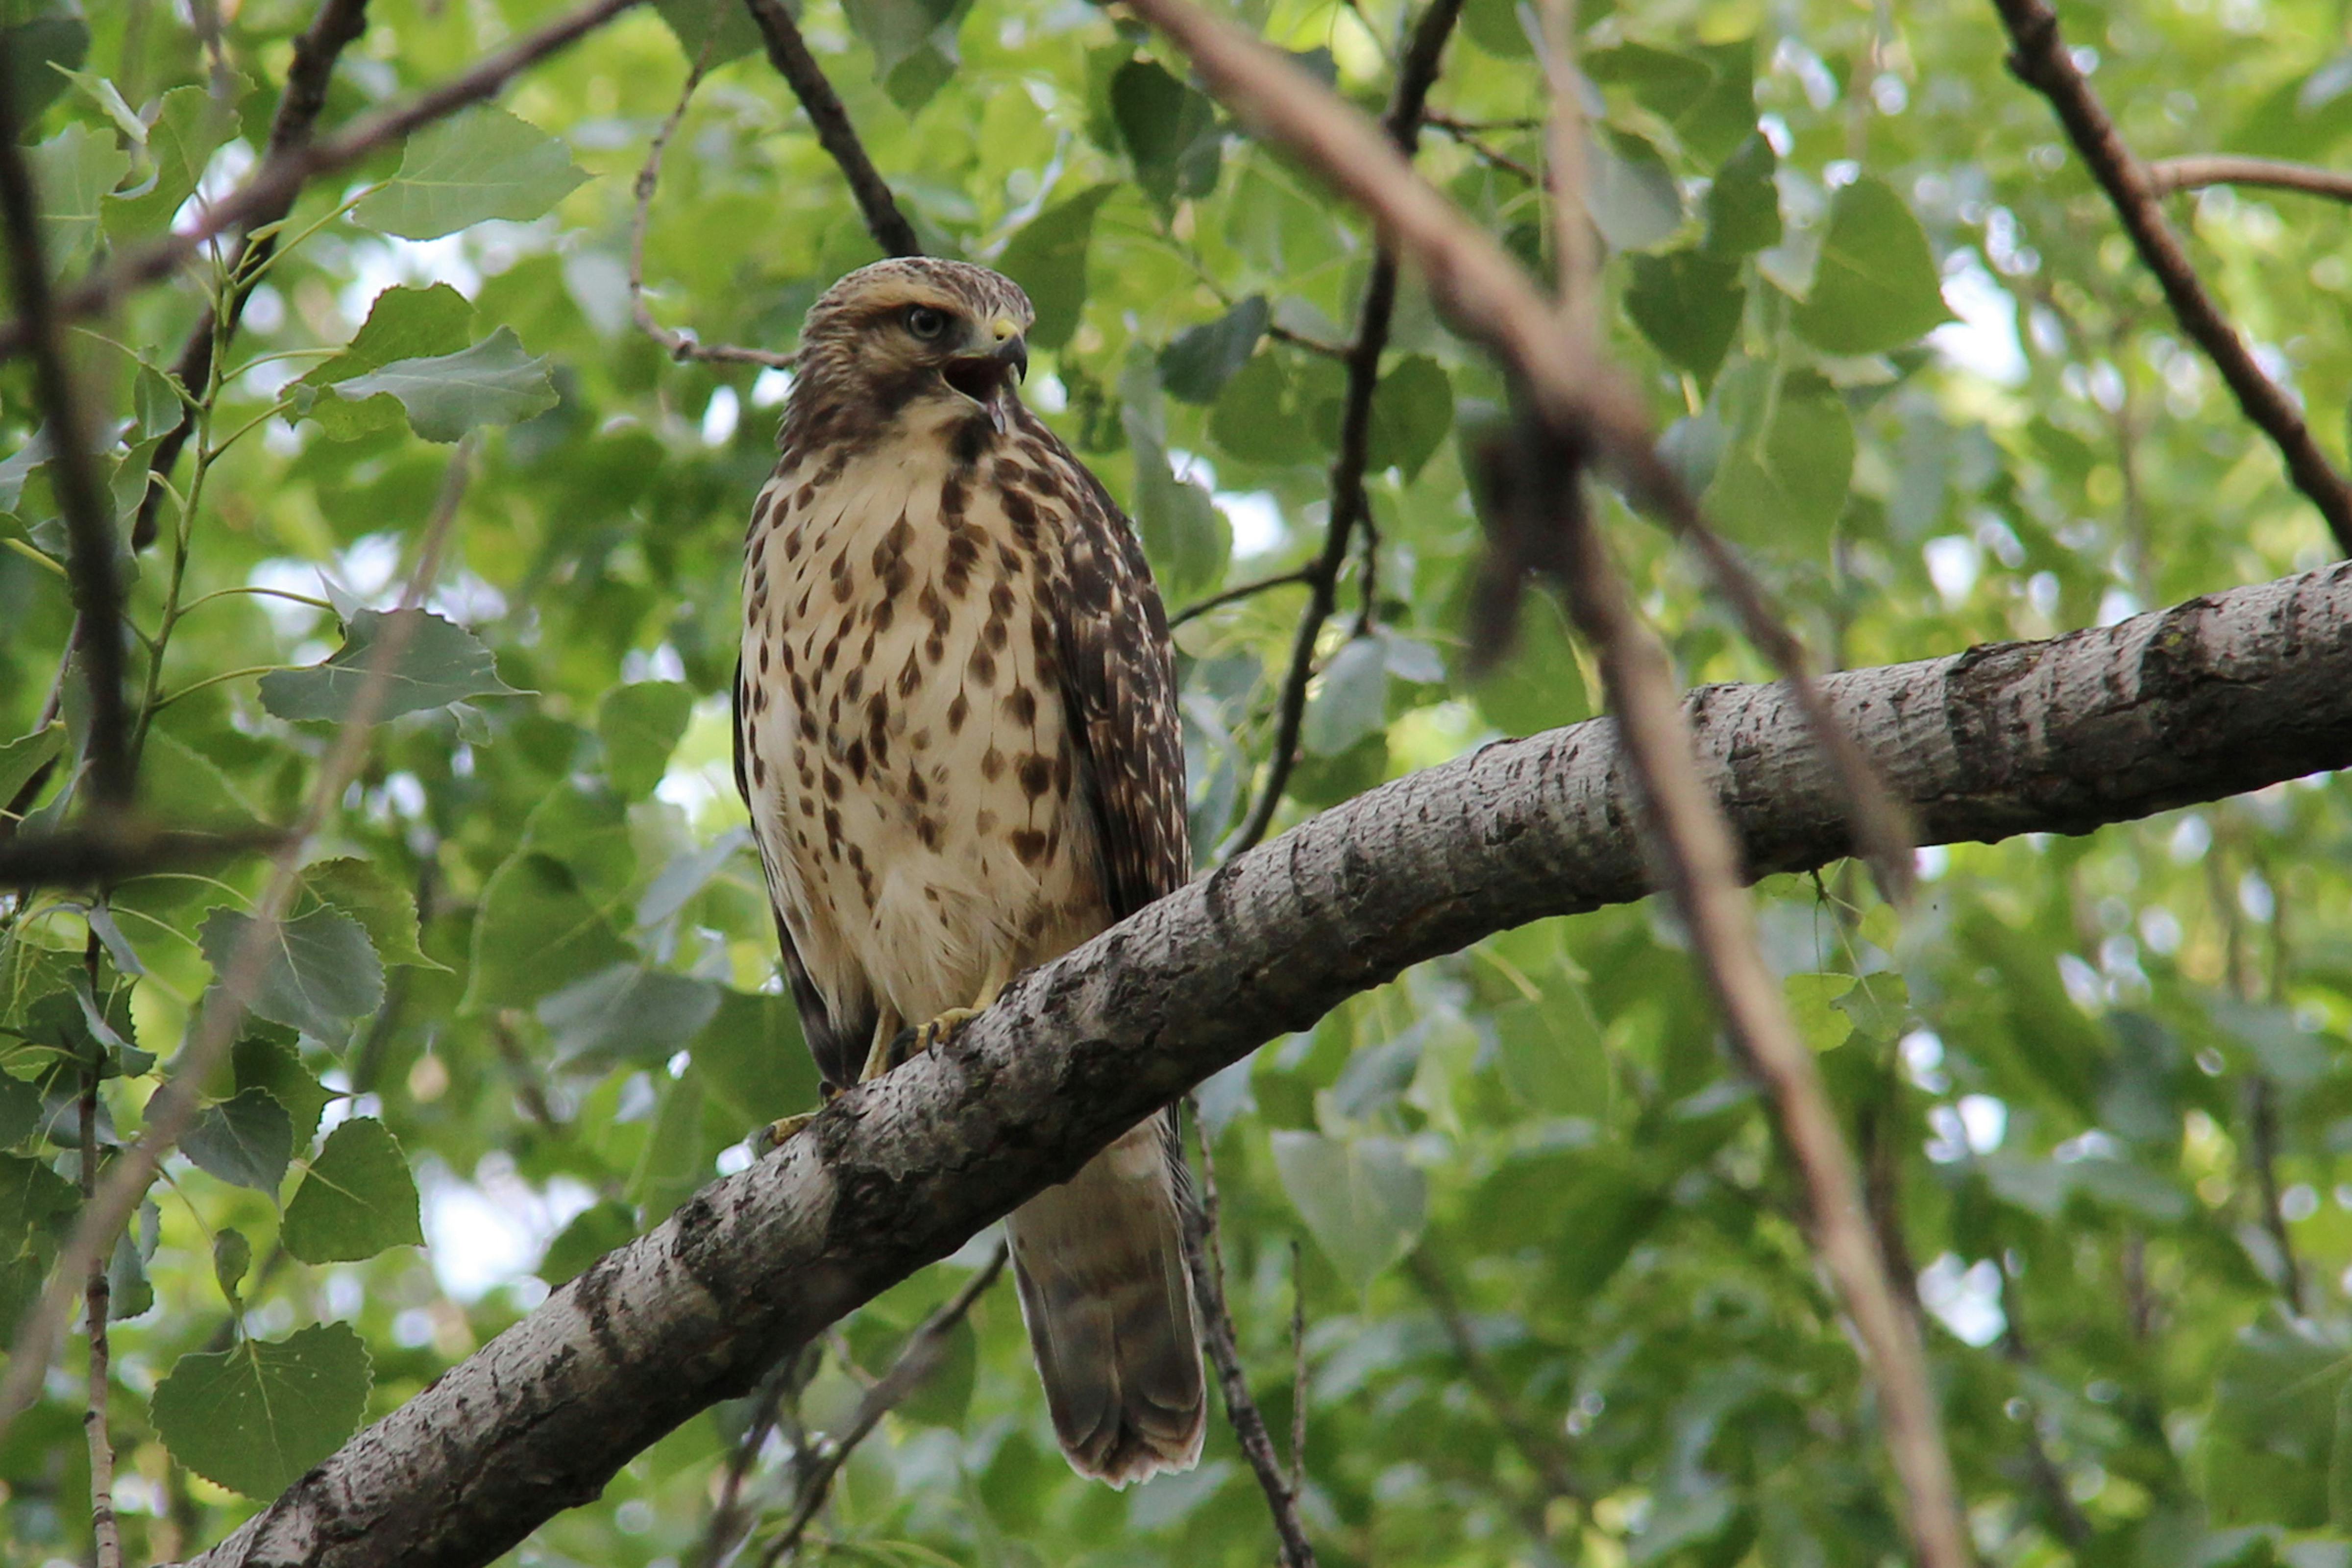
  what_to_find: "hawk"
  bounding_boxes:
[732,257,1206,1486]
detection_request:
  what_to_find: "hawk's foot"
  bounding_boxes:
[887,1005,983,1068]
[754,1111,815,1155]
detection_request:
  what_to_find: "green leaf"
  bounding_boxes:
[150,1322,373,1498]
[840,0,969,109]
[1626,249,1745,381]
[1704,133,1781,257]
[260,608,527,725]
[1586,131,1682,254]
[0,1072,40,1148]
[1,17,88,125]
[1122,363,1230,598]
[1112,59,1220,205]
[2333,1376,2352,1532]
[1702,367,1855,551]
[1469,593,1590,736]
[626,1069,708,1220]
[298,858,444,972]
[1208,351,1338,467]
[1460,0,1530,58]
[213,1227,252,1305]
[538,963,722,1073]
[0,722,63,810]
[597,681,696,800]
[1160,296,1267,405]
[1790,177,1955,356]
[182,1088,294,1193]
[1366,355,1452,481]
[998,185,1115,350]
[1302,637,1388,758]
[654,0,764,65]
[690,989,820,1129]
[897,1312,979,1428]
[234,1033,331,1147]
[1271,1130,1426,1297]
[352,106,588,240]
[293,284,476,440]
[0,1153,74,1337]
[106,83,239,237]
[539,1199,637,1286]
[1783,973,1856,1053]
[1586,39,1756,166]
[1494,980,1608,1116]
[464,852,633,1012]
[25,122,130,279]
[280,1117,423,1263]
[320,328,559,443]
[198,906,385,1045]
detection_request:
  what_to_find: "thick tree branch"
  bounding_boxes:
[1228,0,1464,855]
[0,0,642,362]
[178,562,2352,1568]
[740,0,922,259]
[0,61,135,809]
[1992,0,2352,551]
[2147,153,2352,204]
[134,0,371,552]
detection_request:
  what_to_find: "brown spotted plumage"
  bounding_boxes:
[732,258,1203,1487]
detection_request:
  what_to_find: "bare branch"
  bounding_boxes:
[1426,119,1540,184]
[0,823,291,887]
[174,561,2352,1568]
[0,0,645,361]
[0,64,135,810]
[1287,1239,1306,1501]
[79,1034,123,1568]
[2146,154,2352,204]
[631,45,797,371]
[0,445,475,1439]
[751,1244,1007,1567]
[1500,426,1967,1568]
[740,0,922,259]
[1226,0,1466,856]
[1169,566,1316,628]
[1992,0,2352,551]
[1128,0,1915,902]
[134,0,372,552]
[1181,1106,1317,1568]
[1266,322,1351,358]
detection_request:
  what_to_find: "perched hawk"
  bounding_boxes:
[733,258,1205,1485]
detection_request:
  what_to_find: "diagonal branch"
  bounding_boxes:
[631,39,797,371]
[1180,1105,1317,1568]
[0,446,476,1440]
[174,560,2352,1568]
[740,0,922,259]
[134,0,372,552]
[1227,0,1465,856]
[0,0,645,362]
[2147,153,2352,204]
[0,62,135,810]
[1991,0,2352,551]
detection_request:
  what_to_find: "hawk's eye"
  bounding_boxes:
[906,305,950,341]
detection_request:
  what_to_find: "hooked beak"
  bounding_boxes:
[942,318,1029,431]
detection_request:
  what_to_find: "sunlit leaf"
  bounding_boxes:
[352,106,588,240]
[1790,177,1955,355]
[182,1087,294,1193]
[1272,1130,1426,1297]
[150,1323,373,1498]
[280,1118,423,1263]
[198,906,384,1045]
[260,609,527,725]
[320,329,559,442]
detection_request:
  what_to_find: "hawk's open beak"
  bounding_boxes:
[942,323,1029,432]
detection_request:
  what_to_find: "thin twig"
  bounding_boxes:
[1169,566,1316,628]
[1405,1252,1582,1506]
[1180,1103,1317,1568]
[0,444,477,1438]
[752,1244,1007,1567]
[135,0,372,551]
[631,39,797,370]
[79,1007,123,1568]
[2147,153,2352,204]
[1992,0,2352,551]
[1225,0,1465,856]
[1267,322,1352,358]
[700,1366,791,1568]
[1992,1259,2093,1549]
[1428,120,1540,184]
[0,0,645,361]
[1288,1239,1307,1500]
[0,64,134,811]
[740,0,922,259]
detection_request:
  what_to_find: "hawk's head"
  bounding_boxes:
[784,259,1035,448]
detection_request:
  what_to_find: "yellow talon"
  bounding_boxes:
[755,1111,816,1154]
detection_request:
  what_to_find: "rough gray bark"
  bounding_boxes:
[186,563,2352,1568]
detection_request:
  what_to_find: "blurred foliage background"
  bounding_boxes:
[5,0,2352,1561]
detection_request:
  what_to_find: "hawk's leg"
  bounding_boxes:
[757,1006,903,1153]
[874,961,1014,1078]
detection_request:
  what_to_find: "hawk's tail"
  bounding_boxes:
[1006,1114,1205,1488]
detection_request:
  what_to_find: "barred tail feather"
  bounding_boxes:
[1006,1116,1205,1487]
